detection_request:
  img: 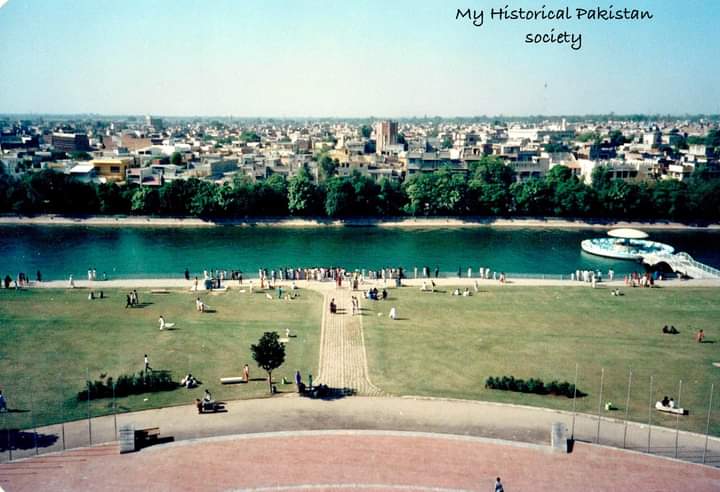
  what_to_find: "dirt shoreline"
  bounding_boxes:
[0,214,719,230]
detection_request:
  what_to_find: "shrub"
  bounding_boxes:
[77,370,180,401]
[485,375,580,398]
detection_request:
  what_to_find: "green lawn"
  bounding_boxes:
[363,286,720,435]
[0,288,322,428]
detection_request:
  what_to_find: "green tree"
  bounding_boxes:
[170,152,183,165]
[254,174,288,216]
[608,130,627,147]
[130,186,160,215]
[576,132,601,144]
[240,131,261,142]
[317,154,338,180]
[651,180,689,221]
[377,178,406,216]
[441,136,453,149]
[403,168,466,216]
[510,179,551,216]
[251,331,286,393]
[324,176,355,217]
[360,125,372,138]
[97,182,130,214]
[288,168,321,216]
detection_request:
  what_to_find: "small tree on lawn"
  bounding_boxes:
[251,331,286,393]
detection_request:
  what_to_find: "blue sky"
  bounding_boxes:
[0,0,718,116]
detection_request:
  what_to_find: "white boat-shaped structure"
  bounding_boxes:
[581,228,674,261]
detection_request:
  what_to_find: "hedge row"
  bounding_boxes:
[485,375,583,398]
[77,370,179,401]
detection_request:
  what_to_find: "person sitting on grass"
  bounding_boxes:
[181,373,197,389]
[696,329,705,343]
[661,395,670,407]
[203,389,213,403]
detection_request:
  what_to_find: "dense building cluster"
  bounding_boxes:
[0,115,719,220]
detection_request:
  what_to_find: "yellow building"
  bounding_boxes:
[90,157,133,182]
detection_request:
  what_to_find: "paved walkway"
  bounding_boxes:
[316,288,382,396]
[3,397,719,467]
[3,431,720,492]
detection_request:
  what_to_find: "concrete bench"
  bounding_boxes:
[220,376,246,384]
[655,401,686,415]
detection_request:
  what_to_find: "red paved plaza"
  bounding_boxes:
[1,431,719,491]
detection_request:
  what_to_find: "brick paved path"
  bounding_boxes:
[316,287,382,396]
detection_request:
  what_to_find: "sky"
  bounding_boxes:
[0,0,718,117]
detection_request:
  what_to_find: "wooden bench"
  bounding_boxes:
[134,427,160,448]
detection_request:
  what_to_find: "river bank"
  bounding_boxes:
[1,214,719,230]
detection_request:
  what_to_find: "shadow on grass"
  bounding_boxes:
[0,429,59,452]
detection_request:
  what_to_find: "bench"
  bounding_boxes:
[134,427,160,449]
[220,376,246,384]
[655,401,686,415]
[150,289,170,294]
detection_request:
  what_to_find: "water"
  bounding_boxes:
[0,225,719,280]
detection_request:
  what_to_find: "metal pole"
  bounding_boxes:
[571,363,579,440]
[596,368,605,444]
[29,383,38,455]
[674,379,682,459]
[3,407,9,462]
[6,410,11,462]
[60,389,66,451]
[86,368,92,445]
[623,369,633,449]
[113,382,117,440]
[703,383,714,465]
[647,375,654,454]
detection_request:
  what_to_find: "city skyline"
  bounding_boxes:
[1,0,719,116]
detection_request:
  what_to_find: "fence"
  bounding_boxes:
[1,364,718,467]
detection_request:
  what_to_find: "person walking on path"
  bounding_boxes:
[494,477,504,492]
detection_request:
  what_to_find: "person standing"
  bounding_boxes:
[144,354,151,373]
[434,266,439,279]
[159,315,166,330]
[0,390,7,412]
[36,270,42,283]
[294,370,302,392]
[184,268,190,280]
[243,364,250,382]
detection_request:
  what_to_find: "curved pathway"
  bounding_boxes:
[316,287,382,396]
[2,430,720,491]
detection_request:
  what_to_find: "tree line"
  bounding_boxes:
[1,157,718,222]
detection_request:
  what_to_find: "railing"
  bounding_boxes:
[674,252,720,278]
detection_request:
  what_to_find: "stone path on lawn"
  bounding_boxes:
[316,286,383,396]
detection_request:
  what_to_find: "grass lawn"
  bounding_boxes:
[0,287,322,428]
[363,286,720,435]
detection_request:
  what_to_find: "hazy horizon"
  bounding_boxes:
[1,0,719,117]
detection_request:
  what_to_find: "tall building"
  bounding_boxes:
[52,132,90,152]
[145,115,164,130]
[375,120,398,155]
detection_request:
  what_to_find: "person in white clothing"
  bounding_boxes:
[159,315,166,330]
[389,307,397,320]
